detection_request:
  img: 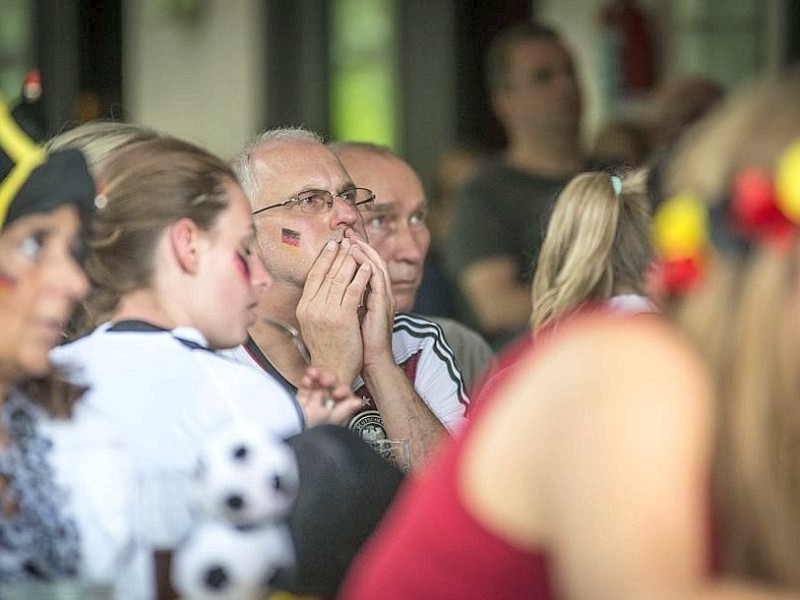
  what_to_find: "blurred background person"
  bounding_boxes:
[0,96,134,592]
[531,169,655,333]
[414,142,487,319]
[590,118,651,170]
[646,75,726,154]
[339,67,800,599]
[445,21,588,350]
[330,141,494,393]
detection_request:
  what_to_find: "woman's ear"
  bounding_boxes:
[170,218,202,274]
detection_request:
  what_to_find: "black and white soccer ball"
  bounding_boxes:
[196,424,299,527]
[172,519,294,600]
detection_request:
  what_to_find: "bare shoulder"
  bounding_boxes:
[524,314,711,413]
[462,313,715,561]
[544,314,701,370]
[505,314,716,465]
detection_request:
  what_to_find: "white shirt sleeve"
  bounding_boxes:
[392,315,470,433]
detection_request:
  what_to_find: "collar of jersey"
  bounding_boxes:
[103,320,210,349]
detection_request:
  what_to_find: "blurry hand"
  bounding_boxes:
[296,366,363,426]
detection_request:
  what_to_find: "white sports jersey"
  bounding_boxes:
[51,321,304,600]
[225,314,470,440]
[604,293,658,314]
[51,322,304,476]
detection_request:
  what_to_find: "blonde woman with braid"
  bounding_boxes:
[530,169,655,333]
[340,68,800,600]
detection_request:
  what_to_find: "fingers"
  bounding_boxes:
[299,390,361,426]
[297,366,363,426]
[343,262,371,308]
[302,239,340,301]
[302,398,361,427]
[349,243,395,315]
[327,398,363,424]
[323,238,362,304]
[348,239,391,295]
[302,238,368,308]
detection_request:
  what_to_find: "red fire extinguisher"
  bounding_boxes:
[600,0,656,101]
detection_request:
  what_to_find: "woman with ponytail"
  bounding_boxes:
[531,169,655,333]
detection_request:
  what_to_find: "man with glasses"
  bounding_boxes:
[228,128,468,469]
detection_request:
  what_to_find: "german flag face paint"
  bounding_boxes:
[281,228,301,250]
[0,267,16,294]
[0,227,25,296]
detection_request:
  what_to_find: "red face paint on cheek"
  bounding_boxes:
[281,228,301,250]
[0,268,17,293]
[233,253,250,281]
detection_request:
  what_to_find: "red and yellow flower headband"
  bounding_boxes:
[651,139,800,295]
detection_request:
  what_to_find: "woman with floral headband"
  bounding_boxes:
[339,68,800,599]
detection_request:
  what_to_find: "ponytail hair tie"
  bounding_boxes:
[610,175,622,196]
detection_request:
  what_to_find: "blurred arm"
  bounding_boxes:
[460,256,532,335]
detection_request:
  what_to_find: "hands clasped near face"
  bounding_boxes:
[296,228,396,387]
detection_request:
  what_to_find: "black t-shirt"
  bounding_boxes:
[444,159,572,346]
[445,159,571,282]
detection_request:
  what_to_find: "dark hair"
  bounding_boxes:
[18,373,87,419]
[485,21,562,91]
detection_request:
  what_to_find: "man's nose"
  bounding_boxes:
[330,195,360,228]
[391,225,426,263]
[249,251,273,290]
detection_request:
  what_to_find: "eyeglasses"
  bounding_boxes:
[252,187,375,216]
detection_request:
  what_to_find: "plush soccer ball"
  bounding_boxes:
[196,424,299,527]
[172,519,294,600]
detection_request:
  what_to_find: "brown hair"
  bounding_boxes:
[71,137,237,336]
[660,67,800,586]
[18,373,86,419]
[531,170,652,331]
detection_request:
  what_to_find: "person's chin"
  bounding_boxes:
[18,349,51,379]
[392,290,416,313]
[211,327,248,351]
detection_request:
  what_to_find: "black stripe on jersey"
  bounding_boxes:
[393,313,469,413]
[108,319,213,353]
